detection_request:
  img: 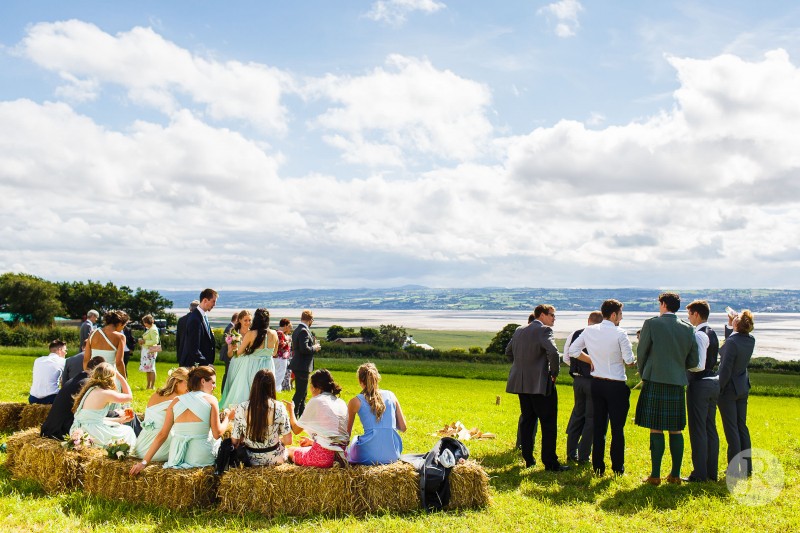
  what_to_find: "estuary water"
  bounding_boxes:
[202,308,800,362]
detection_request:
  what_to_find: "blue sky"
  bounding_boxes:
[1,1,799,290]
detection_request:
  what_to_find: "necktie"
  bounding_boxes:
[203,314,211,334]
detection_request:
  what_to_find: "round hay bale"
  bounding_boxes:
[0,402,26,432]
[4,427,40,470]
[347,462,420,514]
[18,404,52,430]
[447,461,491,509]
[10,436,102,493]
[84,457,217,511]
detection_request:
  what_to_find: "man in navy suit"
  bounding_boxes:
[289,309,320,417]
[175,300,200,358]
[179,289,217,368]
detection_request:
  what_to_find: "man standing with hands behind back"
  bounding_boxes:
[506,304,569,472]
[179,289,218,368]
[290,309,320,418]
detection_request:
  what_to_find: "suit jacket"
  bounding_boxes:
[219,322,235,364]
[289,322,315,376]
[175,313,190,363]
[637,313,699,386]
[60,352,85,386]
[41,370,89,439]
[79,320,94,350]
[179,308,215,367]
[718,325,754,396]
[505,321,560,395]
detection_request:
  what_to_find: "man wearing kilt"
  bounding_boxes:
[635,292,699,485]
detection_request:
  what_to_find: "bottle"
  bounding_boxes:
[725,306,738,319]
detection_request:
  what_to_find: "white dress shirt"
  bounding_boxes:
[29,353,65,398]
[568,320,635,381]
[689,322,711,372]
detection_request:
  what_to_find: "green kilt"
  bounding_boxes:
[635,381,686,431]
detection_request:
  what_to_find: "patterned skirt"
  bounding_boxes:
[635,381,687,431]
[293,442,335,468]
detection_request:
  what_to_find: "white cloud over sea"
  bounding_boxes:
[1,15,800,290]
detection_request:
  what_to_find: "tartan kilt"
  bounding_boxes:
[635,381,686,431]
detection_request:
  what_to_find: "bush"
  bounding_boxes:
[0,322,80,347]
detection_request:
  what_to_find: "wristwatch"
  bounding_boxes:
[140,459,148,466]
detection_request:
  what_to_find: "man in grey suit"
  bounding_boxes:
[79,310,99,352]
[506,304,568,471]
[60,351,85,386]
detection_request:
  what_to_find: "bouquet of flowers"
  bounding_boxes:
[225,330,243,355]
[62,428,94,451]
[105,438,131,460]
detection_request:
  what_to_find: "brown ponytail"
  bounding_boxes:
[357,363,385,421]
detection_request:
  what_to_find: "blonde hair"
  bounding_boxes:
[72,362,116,413]
[358,363,385,421]
[736,309,755,334]
[157,367,189,396]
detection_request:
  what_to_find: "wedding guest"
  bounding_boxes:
[175,300,199,358]
[130,366,233,474]
[231,369,292,466]
[132,367,190,463]
[123,324,136,367]
[283,369,348,468]
[220,308,277,409]
[138,315,161,390]
[70,362,136,447]
[274,318,293,392]
[346,363,406,465]
[219,312,239,394]
[718,309,756,478]
[289,310,321,417]
[29,339,68,404]
[84,310,129,377]
[79,310,99,352]
[178,289,218,368]
[41,356,105,440]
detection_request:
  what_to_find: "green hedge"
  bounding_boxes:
[0,321,80,346]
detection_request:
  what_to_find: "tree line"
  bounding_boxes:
[0,272,174,326]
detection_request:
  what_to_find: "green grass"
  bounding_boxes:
[404,329,495,351]
[2,354,800,531]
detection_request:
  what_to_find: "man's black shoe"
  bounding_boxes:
[545,464,570,472]
[681,475,706,483]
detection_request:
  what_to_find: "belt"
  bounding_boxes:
[593,376,625,382]
[246,443,280,453]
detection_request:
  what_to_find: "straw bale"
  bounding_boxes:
[10,436,102,493]
[18,404,52,430]
[84,457,217,510]
[447,461,491,509]
[0,402,26,432]
[218,463,354,516]
[347,462,420,514]
[4,427,40,470]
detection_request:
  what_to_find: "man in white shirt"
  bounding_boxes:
[29,339,68,404]
[562,311,604,464]
[684,299,720,482]
[568,299,636,476]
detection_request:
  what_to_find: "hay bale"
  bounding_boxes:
[84,457,217,510]
[447,461,491,509]
[0,402,26,432]
[18,404,52,430]
[4,427,40,470]
[218,463,354,516]
[10,436,102,493]
[347,462,420,514]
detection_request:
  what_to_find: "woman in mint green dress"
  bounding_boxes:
[220,308,278,409]
[132,367,189,463]
[70,362,137,448]
[130,366,234,474]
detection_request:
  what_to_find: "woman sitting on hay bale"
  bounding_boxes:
[283,369,349,468]
[70,362,137,448]
[132,367,190,463]
[231,369,292,465]
[130,366,234,474]
[346,363,407,465]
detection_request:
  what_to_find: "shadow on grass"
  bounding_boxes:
[0,465,48,498]
[598,480,731,514]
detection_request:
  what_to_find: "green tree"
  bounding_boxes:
[0,272,64,326]
[57,280,126,318]
[486,323,521,355]
[123,287,174,324]
[377,324,407,347]
[360,327,379,344]
[326,324,358,341]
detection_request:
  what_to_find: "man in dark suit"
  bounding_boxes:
[41,356,105,439]
[506,304,568,471]
[175,300,200,365]
[289,309,320,418]
[219,312,239,394]
[179,290,217,368]
[60,351,85,386]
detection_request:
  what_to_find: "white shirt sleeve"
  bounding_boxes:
[568,331,587,360]
[689,330,710,372]
[618,329,635,365]
[563,331,574,364]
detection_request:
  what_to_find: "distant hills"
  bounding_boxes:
[160,287,800,313]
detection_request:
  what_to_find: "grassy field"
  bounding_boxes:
[1,354,800,532]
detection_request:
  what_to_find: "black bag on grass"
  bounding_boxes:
[400,437,469,511]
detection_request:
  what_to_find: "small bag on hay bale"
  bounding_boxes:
[0,402,26,432]
[4,427,41,470]
[18,404,52,430]
[10,436,103,492]
[83,457,217,510]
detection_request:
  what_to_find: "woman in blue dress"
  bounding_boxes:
[346,363,407,465]
[220,308,277,409]
[132,367,190,463]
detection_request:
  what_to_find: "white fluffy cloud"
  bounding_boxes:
[365,0,446,26]
[538,0,584,38]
